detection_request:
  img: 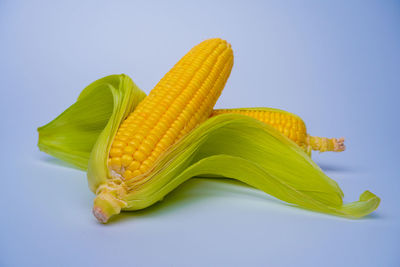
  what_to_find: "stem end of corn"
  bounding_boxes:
[307,135,346,153]
[333,137,346,152]
[93,206,110,224]
[93,189,126,223]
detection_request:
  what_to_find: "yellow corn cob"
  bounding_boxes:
[108,38,234,180]
[211,108,345,154]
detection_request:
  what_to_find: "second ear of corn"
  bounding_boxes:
[211,108,345,155]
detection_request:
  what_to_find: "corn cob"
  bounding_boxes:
[211,108,345,154]
[108,38,233,181]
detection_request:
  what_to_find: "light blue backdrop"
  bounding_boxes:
[1,1,399,266]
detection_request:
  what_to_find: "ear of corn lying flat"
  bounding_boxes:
[37,38,380,224]
[211,108,345,155]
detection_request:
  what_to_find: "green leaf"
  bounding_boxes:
[37,74,146,170]
[120,114,379,218]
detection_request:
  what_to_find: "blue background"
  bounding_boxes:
[1,1,399,266]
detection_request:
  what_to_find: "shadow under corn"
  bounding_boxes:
[105,178,285,225]
[316,162,357,173]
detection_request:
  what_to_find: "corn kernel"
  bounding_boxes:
[124,146,135,154]
[110,148,122,157]
[128,160,140,171]
[132,170,142,177]
[123,170,134,179]
[133,150,146,162]
[112,141,125,148]
[110,157,122,170]
[121,154,133,167]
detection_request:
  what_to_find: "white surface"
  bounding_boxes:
[1,1,399,266]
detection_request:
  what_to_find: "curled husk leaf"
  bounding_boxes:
[38,75,380,223]
[38,74,146,170]
[89,113,380,222]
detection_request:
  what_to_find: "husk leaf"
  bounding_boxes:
[37,74,146,170]
[102,114,378,220]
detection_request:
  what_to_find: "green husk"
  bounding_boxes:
[38,74,146,170]
[93,114,378,219]
[38,74,380,222]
